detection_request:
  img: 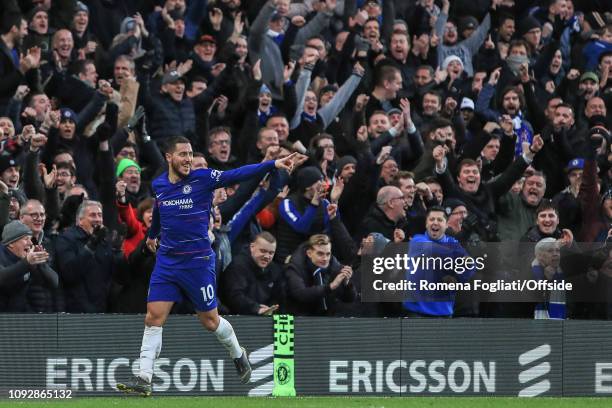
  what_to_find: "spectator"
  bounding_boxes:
[497,170,547,241]
[18,199,59,312]
[0,220,56,312]
[0,12,39,113]
[552,159,584,233]
[531,238,567,319]
[402,206,476,317]
[55,162,76,204]
[115,158,147,208]
[275,166,329,263]
[285,234,356,316]
[433,126,544,242]
[116,178,152,258]
[359,185,406,241]
[55,200,121,313]
[521,200,574,245]
[365,64,402,117]
[533,103,582,197]
[221,232,285,315]
[24,7,51,56]
[443,198,469,240]
[434,0,492,77]
[206,127,239,171]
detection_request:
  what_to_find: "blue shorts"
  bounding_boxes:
[147,253,217,312]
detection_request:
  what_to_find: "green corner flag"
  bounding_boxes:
[272,314,296,396]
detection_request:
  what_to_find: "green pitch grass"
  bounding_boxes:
[1,397,612,408]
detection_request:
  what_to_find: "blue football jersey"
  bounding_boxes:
[148,161,276,269]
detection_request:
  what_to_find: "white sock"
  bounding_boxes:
[214,317,242,359]
[139,326,163,382]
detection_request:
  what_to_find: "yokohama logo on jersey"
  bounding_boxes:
[160,198,194,207]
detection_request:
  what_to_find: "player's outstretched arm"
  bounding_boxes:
[207,153,298,189]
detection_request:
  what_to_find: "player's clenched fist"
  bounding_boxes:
[146,237,158,253]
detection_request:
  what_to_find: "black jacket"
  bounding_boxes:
[358,205,406,241]
[221,251,286,315]
[207,155,240,171]
[55,226,120,313]
[284,243,356,316]
[521,225,563,243]
[533,126,585,198]
[0,245,31,312]
[0,38,39,112]
[0,243,58,312]
[27,232,60,313]
[148,94,198,143]
[119,238,154,313]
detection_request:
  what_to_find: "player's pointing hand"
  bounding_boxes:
[274,152,298,172]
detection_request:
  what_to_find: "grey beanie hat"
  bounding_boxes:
[1,221,32,245]
[336,155,357,172]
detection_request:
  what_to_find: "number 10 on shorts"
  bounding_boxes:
[200,284,215,303]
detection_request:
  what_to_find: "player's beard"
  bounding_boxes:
[171,159,190,178]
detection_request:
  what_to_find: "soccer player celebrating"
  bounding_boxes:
[117,136,296,396]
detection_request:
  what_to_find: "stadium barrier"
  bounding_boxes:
[0,314,611,397]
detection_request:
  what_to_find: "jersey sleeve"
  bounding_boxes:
[195,161,276,190]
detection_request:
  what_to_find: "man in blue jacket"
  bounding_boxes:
[403,206,477,317]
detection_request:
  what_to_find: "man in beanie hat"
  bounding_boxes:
[441,55,467,87]
[337,152,376,237]
[444,198,468,237]
[0,156,27,207]
[116,158,147,207]
[458,16,479,39]
[1,220,32,247]
[518,16,542,57]
[0,156,21,191]
[336,155,357,183]
[276,166,333,263]
[0,220,57,312]
[71,0,99,61]
[24,6,51,54]
[579,72,600,101]
[257,84,277,126]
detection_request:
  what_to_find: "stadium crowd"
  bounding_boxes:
[0,0,610,319]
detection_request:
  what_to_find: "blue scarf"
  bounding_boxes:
[301,111,317,123]
[257,105,278,126]
[513,111,533,158]
[267,30,285,46]
[532,261,566,319]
